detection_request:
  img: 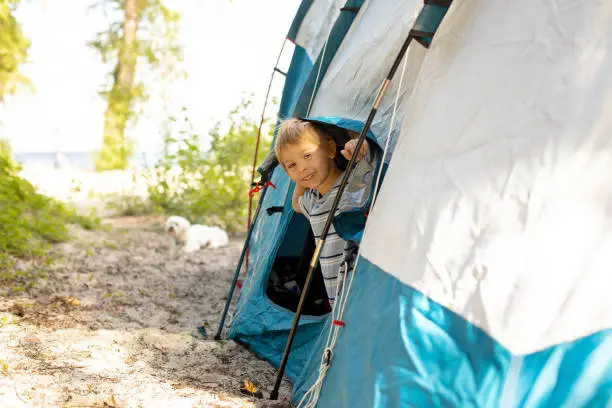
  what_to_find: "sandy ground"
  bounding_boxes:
[0,215,292,407]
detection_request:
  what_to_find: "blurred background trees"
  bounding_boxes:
[0,0,30,101]
[89,0,182,171]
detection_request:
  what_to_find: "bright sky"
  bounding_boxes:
[0,0,299,153]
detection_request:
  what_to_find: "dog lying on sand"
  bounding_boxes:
[165,215,229,253]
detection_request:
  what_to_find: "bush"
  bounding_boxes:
[138,99,273,234]
[0,140,102,261]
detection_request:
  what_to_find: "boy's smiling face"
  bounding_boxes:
[279,130,340,193]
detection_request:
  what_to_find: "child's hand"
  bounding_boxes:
[341,139,368,161]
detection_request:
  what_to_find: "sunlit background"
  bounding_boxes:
[0,0,299,168]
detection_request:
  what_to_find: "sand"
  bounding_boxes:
[0,166,293,407]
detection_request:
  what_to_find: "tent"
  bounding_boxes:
[223,0,612,406]
[225,0,439,382]
[224,0,373,382]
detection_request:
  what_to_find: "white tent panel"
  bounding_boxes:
[361,0,612,355]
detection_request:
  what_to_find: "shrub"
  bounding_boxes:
[0,139,102,279]
[142,99,273,234]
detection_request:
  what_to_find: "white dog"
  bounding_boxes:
[165,215,229,253]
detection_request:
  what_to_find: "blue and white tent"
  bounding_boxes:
[225,0,372,381]
[224,1,612,406]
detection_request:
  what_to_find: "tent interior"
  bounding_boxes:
[265,215,331,317]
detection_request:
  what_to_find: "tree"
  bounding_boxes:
[90,0,182,171]
[0,0,30,102]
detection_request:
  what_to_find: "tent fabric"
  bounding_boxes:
[227,165,324,381]
[292,0,612,406]
[230,0,612,406]
[308,0,427,159]
[229,0,455,399]
[286,1,313,42]
[292,0,346,62]
[293,257,612,407]
[293,256,511,407]
[292,0,365,118]
[280,0,347,122]
[277,46,312,120]
[361,0,612,356]
[226,0,368,383]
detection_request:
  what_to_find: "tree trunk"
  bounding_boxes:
[95,0,146,171]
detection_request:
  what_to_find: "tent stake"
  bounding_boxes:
[269,30,417,401]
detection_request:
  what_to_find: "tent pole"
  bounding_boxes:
[246,39,288,269]
[269,31,417,401]
[215,187,268,340]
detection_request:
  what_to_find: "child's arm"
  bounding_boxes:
[292,183,308,214]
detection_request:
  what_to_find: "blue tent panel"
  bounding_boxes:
[287,0,314,42]
[278,46,313,121]
[293,257,612,407]
[411,2,451,46]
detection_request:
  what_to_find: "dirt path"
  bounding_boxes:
[0,216,292,407]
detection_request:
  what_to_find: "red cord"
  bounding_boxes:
[248,180,276,198]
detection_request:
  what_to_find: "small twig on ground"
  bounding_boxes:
[36,364,87,372]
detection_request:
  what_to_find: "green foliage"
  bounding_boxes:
[0,140,103,289]
[0,0,30,101]
[107,99,273,234]
[183,100,272,232]
[90,0,183,171]
[90,0,181,71]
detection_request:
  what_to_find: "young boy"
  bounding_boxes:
[275,118,372,307]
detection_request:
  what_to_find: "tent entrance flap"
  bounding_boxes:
[266,214,331,317]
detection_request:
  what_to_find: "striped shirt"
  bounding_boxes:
[299,177,357,307]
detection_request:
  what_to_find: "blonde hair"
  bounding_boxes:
[275,118,333,160]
